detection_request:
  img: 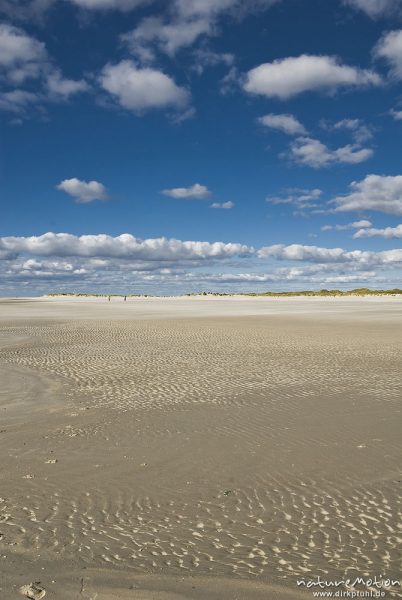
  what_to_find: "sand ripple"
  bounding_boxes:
[0,314,401,596]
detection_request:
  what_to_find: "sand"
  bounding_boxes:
[0,296,401,599]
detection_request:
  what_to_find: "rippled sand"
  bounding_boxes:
[0,296,401,599]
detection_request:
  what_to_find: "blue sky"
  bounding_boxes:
[1,0,402,295]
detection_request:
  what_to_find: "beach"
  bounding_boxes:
[0,296,401,599]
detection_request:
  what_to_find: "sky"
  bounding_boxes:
[1,0,402,295]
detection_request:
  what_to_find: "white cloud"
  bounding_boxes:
[0,23,47,84]
[353,219,373,228]
[192,47,234,74]
[0,232,252,261]
[321,219,373,232]
[0,89,39,113]
[196,272,276,283]
[258,244,349,262]
[172,0,279,21]
[122,15,212,60]
[266,188,322,209]
[289,136,373,168]
[161,183,212,199]
[3,232,402,295]
[99,60,189,112]
[353,224,402,238]
[258,113,306,135]
[0,0,56,22]
[329,118,374,143]
[390,108,402,120]
[257,243,402,267]
[332,174,402,215]
[0,260,386,296]
[243,55,381,99]
[318,273,377,283]
[344,0,402,17]
[68,0,149,9]
[375,29,402,80]
[0,24,89,115]
[220,66,239,95]
[45,69,90,100]
[0,23,46,68]
[122,0,279,62]
[173,0,235,18]
[0,0,149,19]
[56,178,109,203]
[210,201,234,209]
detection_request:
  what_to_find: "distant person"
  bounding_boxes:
[124,296,127,302]
[108,296,111,302]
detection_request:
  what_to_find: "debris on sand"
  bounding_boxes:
[19,582,46,599]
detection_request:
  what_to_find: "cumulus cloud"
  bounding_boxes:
[3,232,402,295]
[353,223,402,238]
[332,174,402,215]
[344,0,402,17]
[257,243,402,267]
[0,24,44,66]
[0,24,89,115]
[258,113,306,135]
[0,23,46,82]
[161,183,212,199]
[243,55,381,100]
[210,201,234,209]
[0,232,252,261]
[99,60,189,113]
[289,136,373,168]
[56,178,109,203]
[375,29,402,80]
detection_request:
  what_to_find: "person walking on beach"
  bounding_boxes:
[108,296,110,302]
[124,296,126,302]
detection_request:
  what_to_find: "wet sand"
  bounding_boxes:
[0,296,401,599]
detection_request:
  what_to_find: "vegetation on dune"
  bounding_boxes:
[47,288,402,298]
[47,293,150,297]
[185,288,402,297]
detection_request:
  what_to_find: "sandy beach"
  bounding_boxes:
[0,296,401,599]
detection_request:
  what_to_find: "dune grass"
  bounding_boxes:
[47,288,402,298]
